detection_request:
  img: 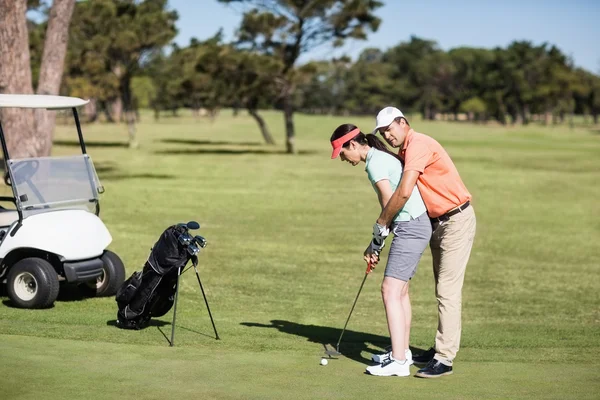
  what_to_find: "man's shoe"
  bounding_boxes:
[371,348,413,365]
[412,347,436,365]
[414,359,453,378]
[366,356,411,377]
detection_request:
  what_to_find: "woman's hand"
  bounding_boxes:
[364,243,380,266]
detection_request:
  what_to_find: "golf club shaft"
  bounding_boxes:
[194,264,220,340]
[335,263,373,352]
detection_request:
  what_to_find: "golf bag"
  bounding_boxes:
[115,224,196,330]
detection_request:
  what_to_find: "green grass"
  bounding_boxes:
[0,110,599,399]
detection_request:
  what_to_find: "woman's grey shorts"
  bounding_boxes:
[384,212,432,281]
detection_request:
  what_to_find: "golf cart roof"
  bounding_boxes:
[0,94,89,110]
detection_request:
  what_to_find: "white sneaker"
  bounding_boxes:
[371,349,413,365]
[366,356,411,377]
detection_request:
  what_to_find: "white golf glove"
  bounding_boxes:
[368,223,390,257]
[372,222,390,242]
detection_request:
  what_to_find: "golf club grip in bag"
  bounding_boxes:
[115,225,193,330]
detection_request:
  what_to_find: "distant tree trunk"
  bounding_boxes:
[0,0,36,159]
[120,74,138,148]
[248,106,275,145]
[520,104,529,125]
[34,0,75,157]
[209,108,219,122]
[495,93,507,125]
[282,82,296,154]
[111,97,123,122]
[85,98,98,122]
[100,101,115,123]
[569,111,575,129]
[544,110,552,125]
[592,111,598,124]
[153,108,160,121]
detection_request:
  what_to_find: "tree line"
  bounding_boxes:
[2,0,599,157]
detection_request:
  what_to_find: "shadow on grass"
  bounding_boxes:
[160,139,265,146]
[93,162,173,181]
[100,173,174,181]
[240,319,427,365]
[1,299,56,309]
[105,318,213,346]
[105,319,171,328]
[56,284,92,302]
[155,148,317,156]
[54,140,129,148]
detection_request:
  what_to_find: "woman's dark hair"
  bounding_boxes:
[330,123,402,161]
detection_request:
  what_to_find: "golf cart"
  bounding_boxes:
[0,94,125,308]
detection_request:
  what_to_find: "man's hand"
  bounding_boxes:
[372,222,390,242]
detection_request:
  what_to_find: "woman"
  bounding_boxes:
[330,124,432,377]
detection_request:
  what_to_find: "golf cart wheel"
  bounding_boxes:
[6,258,59,309]
[82,250,125,297]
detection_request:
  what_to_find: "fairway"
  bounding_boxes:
[1,111,599,399]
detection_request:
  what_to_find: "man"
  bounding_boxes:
[367,106,476,378]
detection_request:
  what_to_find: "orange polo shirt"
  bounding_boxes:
[400,129,471,218]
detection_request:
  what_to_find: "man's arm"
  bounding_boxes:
[376,170,420,226]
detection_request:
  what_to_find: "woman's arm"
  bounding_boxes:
[374,179,393,210]
[376,170,420,226]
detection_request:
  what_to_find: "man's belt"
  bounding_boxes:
[431,201,471,223]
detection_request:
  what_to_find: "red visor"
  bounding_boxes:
[330,128,360,159]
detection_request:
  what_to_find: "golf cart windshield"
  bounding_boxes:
[8,154,102,217]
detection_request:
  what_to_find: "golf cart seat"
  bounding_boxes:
[0,209,19,227]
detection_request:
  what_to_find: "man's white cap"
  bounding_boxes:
[374,106,405,133]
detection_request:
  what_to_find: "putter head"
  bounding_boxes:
[323,344,341,359]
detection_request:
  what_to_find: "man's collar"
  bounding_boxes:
[401,129,415,152]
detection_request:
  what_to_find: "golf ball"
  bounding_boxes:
[320,358,328,366]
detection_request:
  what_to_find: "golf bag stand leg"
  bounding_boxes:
[170,266,183,347]
[193,262,220,340]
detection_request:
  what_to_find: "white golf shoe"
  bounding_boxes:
[366,355,411,377]
[371,348,413,365]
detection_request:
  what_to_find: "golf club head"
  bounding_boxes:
[178,232,192,246]
[177,221,200,231]
[194,235,207,248]
[323,344,341,359]
[187,221,200,230]
[186,242,200,256]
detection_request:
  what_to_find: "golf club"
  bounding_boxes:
[324,261,374,358]
[194,235,207,248]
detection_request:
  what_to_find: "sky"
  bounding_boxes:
[168,0,600,73]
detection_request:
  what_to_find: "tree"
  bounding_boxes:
[382,36,440,115]
[224,49,281,144]
[0,0,75,158]
[219,0,382,153]
[67,0,177,147]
